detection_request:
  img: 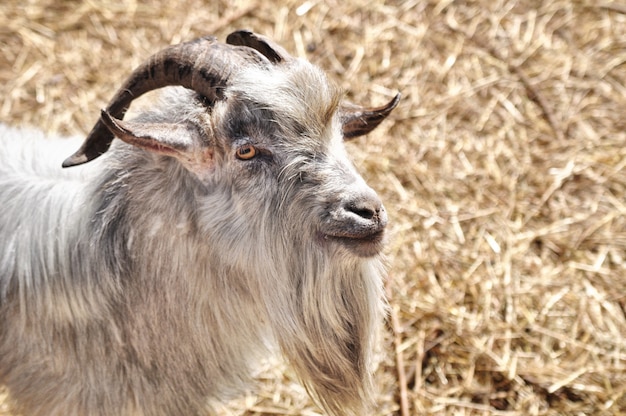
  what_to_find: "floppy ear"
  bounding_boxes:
[99,110,213,169]
[340,93,401,140]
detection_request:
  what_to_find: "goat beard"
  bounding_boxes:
[260,241,387,416]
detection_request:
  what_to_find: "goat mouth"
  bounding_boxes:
[319,230,386,257]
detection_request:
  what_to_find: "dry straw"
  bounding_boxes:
[1,0,625,415]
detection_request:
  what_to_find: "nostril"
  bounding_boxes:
[345,199,382,221]
[348,204,377,220]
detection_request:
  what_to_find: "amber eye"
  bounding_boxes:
[235,144,257,160]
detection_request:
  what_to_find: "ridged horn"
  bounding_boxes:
[63,35,268,167]
[226,29,292,64]
[340,93,401,140]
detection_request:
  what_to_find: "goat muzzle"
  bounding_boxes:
[320,190,388,258]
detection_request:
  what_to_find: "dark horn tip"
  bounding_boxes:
[61,110,115,168]
[226,29,252,43]
[389,92,401,110]
[373,92,401,119]
[226,29,285,63]
[61,153,89,168]
[378,93,401,116]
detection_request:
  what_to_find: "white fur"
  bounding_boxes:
[0,53,388,416]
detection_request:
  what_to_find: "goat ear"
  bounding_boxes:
[226,30,292,63]
[99,110,209,162]
[340,93,401,140]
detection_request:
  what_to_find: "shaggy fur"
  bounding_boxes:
[0,55,388,416]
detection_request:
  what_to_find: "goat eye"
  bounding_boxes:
[235,144,257,160]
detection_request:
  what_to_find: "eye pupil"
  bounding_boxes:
[236,145,257,160]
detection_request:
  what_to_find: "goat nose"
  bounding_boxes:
[344,192,387,227]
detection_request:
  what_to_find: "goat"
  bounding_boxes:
[0,31,399,416]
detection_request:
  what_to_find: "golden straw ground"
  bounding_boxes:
[1,1,625,415]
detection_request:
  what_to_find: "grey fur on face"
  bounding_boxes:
[0,31,399,416]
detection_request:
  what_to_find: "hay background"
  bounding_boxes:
[1,0,625,415]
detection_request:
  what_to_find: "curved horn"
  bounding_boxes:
[63,35,268,167]
[340,93,401,140]
[226,30,292,64]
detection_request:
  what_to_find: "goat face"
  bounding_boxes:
[204,63,389,260]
